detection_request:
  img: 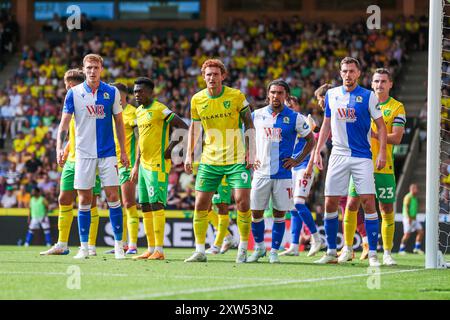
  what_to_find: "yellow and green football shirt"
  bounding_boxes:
[114,104,138,169]
[371,97,406,174]
[136,100,174,174]
[67,117,76,162]
[190,86,249,166]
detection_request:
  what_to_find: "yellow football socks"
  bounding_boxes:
[58,204,73,243]
[344,208,357,247]
[381,212,395,251]
[153,209,166,248]
[127,205,139,246]
[214,214,230,247]
[122,211,128,243]
[208,209,219,231]
[193,210,209,244]
[88,206,99,246]
[237,210,251,242]
[143,211,155,248]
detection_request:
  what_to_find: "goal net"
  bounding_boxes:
[427,0,449,268]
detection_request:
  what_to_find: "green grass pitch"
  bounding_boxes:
[1,246,449,300]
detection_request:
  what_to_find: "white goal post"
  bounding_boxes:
[426,0,445,269]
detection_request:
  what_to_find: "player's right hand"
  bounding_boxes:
[184,157,193,174]
[57,149,65,168]
[313,152,323,170]
[255,159,261,170]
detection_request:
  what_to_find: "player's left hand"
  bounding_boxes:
[376,153,386,170]
[121,151,130,168]
[282,157,300,170]
[303,167,313,180]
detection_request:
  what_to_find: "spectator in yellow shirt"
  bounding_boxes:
[13,132,26,153]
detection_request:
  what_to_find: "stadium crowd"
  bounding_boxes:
[0,15,428,210]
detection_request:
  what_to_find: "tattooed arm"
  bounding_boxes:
[56,113,72,168]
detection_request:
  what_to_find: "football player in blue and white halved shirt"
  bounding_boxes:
[248,80,315,264]
[313,57,387,266]
[57,54,129,260]
[279,95,325,258]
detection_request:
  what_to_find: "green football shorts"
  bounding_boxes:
[195,164,251,192]
[212,176,232,205]
[60,161,101,195]
[119,167,131,186]
[138,165,168,205]
[348,173,396,203]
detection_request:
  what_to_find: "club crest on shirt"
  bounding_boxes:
[223,101,231,109]
[356,96,363,103]
[283,117,290,124]
[336,107,357,122]
[103,92,110,99]
[146,112,153,120]
[384,109,391,117]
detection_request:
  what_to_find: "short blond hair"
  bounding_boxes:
[64,68,84,83]
[83,54,103,66]
[201,59,227,76]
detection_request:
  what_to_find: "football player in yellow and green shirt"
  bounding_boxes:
[343,68,406,266]
[184,59,256,263]
[107,82,140,255]
[131,77,188,261]
[40,69,102,256]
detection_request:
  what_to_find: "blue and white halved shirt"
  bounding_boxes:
[253,105,311,179]
[325,85,382,159]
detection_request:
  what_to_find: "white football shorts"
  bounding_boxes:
[325,154,375,196]
[251,177,294,212]
[29,216,50,230]
[292,168,315,199]
[403,218,423,233]
[74,156,119,190]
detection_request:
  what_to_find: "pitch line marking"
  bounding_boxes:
[0,271,127,277]
[0,271,282,282]
[117,268,425,299]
